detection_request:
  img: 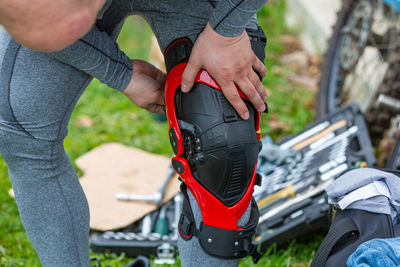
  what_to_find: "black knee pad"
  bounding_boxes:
[174,82,261,206]
[164,27,267,263]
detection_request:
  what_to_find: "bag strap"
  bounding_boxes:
[310,218,358,267]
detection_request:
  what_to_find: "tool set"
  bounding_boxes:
[254,104,376,252]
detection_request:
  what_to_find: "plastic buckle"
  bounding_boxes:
[255,173,262,187]
[249,245,261,264]
[178,213,193,240]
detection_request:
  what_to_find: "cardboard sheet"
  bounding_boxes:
[76,143,179,231]
[7,143,180,231]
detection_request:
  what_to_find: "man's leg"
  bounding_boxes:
[0,30,92,266]
[0,2,130,265]
[132,0,258,51]
[132,1,261,266]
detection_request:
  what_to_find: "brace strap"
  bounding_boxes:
[178,183,262,264]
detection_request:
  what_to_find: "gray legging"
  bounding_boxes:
[0,0,260,266]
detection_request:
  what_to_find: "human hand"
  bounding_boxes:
[122,60,166,113]
[181,23,267,120]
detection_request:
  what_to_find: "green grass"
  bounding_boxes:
[0,1,320,266]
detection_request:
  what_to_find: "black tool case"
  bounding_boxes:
[90,104,376,258]
[91,199,179,259]
[254,104,376,252]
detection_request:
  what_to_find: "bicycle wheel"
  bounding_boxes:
[387,137,400,169]
[318,0,400,150]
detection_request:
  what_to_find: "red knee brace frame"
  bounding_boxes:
[164,34,266,262]
[166,63,261,229]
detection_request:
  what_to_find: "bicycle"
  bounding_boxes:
[317,0,400,169]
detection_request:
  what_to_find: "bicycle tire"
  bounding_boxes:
[317,0,359,116]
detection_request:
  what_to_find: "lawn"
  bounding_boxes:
[0,1,320,266]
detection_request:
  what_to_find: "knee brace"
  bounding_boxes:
[164,28,267,263]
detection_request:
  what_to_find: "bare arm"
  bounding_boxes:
[0,0,105,52]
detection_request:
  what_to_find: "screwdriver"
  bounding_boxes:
[257,176,316,210]
[154,205,169,236]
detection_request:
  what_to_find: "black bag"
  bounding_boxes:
[311,169,400,267]
[310,209,394,267]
